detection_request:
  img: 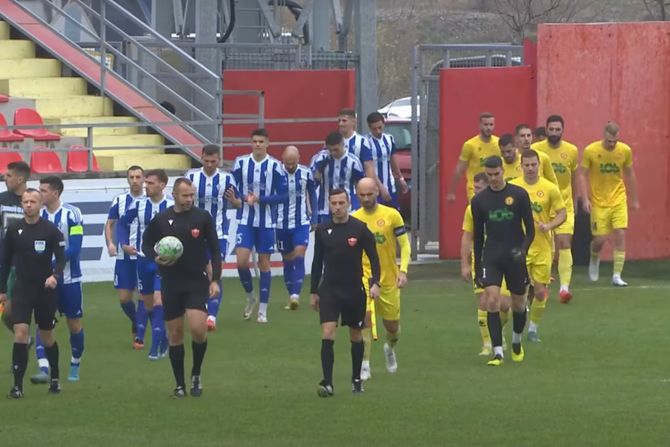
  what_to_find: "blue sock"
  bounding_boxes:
[259,271,271,304]
[35,331,49,374]
[238,267,254,294]
[70,329,84,365]
[120,301,137,330]
[207,280,222,318]
[136,300,148,342]
[149,305,166,356]
[283,258,294,295]
[292,256,305,296]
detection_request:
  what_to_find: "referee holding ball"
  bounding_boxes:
[142,178,221,398]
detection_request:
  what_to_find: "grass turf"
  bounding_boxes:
[0,260,668,446]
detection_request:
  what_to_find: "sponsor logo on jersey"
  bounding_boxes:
[374,232,386,244]
[552,162,567,174]
[599,162,620,174]
[531,202,544,213]
[488,208,514,222]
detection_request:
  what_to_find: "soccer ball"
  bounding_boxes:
[155,236,183,261]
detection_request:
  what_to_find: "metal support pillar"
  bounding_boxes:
[151,0,174,38]
[354,0,377,129]
[311,0,330,51]
[195,0,220,144]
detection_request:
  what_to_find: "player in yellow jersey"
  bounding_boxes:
[579,122,639,286]
[532,115,579,303]
[511,150,566,342]
[447,112,500,202]
[353,178,411,380]
[500,134,523,181]
[515,124,559,187]
[460,172,512,355]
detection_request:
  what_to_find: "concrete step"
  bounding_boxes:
[35,96,114,119]
[0,58,61,79]
[0,77,87,98]
[92,134,165,152]
[97,153,191,172]
[0,40,35,59]
[45,116,139,137]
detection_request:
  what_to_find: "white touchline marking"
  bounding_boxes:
[576,285,670,292]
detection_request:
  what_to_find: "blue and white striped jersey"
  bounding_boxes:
[344,132,372,163]
[276,164,317,229]
[186,168,237,239]
[41,203,83,284]
[108,192,144,260]
[310,150,365,216]
[121,195,174,257]
[366,133,397,195]
[232,154,288,228]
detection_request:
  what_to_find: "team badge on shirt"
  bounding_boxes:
[347,237,358,247]
[536,191,545,198]
[34,240,46,253]
[505,196,515,206]
[377,218,386,227]
[191,228,200,238]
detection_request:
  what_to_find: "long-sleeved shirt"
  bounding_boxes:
[41,203,83,284]
[276,164,318,229]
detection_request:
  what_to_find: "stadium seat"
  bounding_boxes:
[67,146,100,172]
[0,152,23,174]
[30,147,64,173]
[13,108,61,141]
[0,94,9,103]
[0,112,24,142]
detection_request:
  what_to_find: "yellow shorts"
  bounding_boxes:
[527,249,552,285]
[591,202,628,236]
[365,285,400,321]
[555,206,575,235]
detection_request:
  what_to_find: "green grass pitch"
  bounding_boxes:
[0,260,668,447]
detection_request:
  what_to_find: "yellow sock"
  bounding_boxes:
[477,309,490,347]
[558,248,573,289]
[500,309,510,327]
[362,328,372,361]
[613,250,626,276]
[530,298,547,327]
[386,327,400,348]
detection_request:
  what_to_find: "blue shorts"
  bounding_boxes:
[57,281,83,319]
[235,225,275,254]
[207,238,228,262]
[137,257,161,296]
[276,226,310,254]
[114,259,138,291]
[318,214,331,224]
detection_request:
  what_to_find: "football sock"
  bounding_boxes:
[529,298,547,332]
[238,267,254,294]
[207,280,223,318]
[70,329,84,366]
[500,309,510,327]
[558,248,573,289]
[35,331,49,374]
[120,300,137,329]
[169,344,186,389]
[12,342,28,388]
[590,249,599,264]
[191,340,208,377]
[259,302,268,315]
[477,309,491,347]
[362,328,372,361]
[45,342,60,380]
[513,309,527,339]
[386,327,400,348]
[487,312,503,349]
[259,271,271,304]
[613,250,626,276]
[292,256,305,295]
[321,339,334,386]
[282,258,294,295]
[149,306,166,355]
[136,300,148,342]
[351,340,364,382]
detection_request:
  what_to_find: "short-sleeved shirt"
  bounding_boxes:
[532,139,579,209]
[581,140,633,208]
[503,151,559,188]
[459,134,500,200]
[41,204,84,284]
[108,192,144,261]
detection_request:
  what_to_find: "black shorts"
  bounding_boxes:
[11,281,58,330]
[161,277,209,321]
[481,254,528,296]
[318,285,366,329]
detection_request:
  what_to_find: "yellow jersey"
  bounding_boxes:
[532,139,579,209]
[459,134,500,200]
[352,204,408,289]
[502,151,559,187]
[510,177,565,255]
[581,140,633,208]
[462,205,473,233]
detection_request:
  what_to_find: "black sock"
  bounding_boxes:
[191,340,208,377]
[169,344,185,389]
[12,342,28,389]
[45,341,60,380]
[351,340,364,382]
[513,310,527,335]
[487,312,503,350]
[321,339,334,386]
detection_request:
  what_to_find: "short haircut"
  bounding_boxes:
[160,101,176,115]
[473,172,489,184]
[484,155,503,169]
[325,131,343,146]
[534,126,546,138]
[23,187,41,196]
[202,144,220,157]
[499,133,515,147]
[40,176,64,195]
[145,169,168,184]
[479,112,494,121]
[515,123,531,135]
[329,188,349,201]
[338,108,356,119]
[251,128,269,138]
[7,161,30,180]
[604,122,619,135]
[127,165,144,174]
[521,149,540,161]
[545,115,564,127]
[173,177,193,190]
[366,111,385,125]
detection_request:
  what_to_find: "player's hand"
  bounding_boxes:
[397,177,409,194]
[510,247,526,264]
[246,193,258,206]
[474,275,485,289]
[369,283,381,299]
[396,271,408,288]
[107,242,117,257]
[44,275,57,289]
[224,187,242,208]
[539,223,551,233]
[122,244,138,256]
[380,185,392,203]
[0,293,7,305]
[629,199,640,211]
[461,265,472,283]
[155,256,177,266]
[209,281,220,299]
[446,192,456,202]
[310,293,319,311]
[582,198,592,214]
[314,171,322,183]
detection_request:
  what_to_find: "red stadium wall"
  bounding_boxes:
[222,70,355,161]
[439,67,536,258]
[536,23,670,260]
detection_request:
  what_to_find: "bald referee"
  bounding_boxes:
[310,188,381,397]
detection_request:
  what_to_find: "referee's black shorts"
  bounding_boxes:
[481,254,528,296]
[318,284,366,329]
[161,275,209,321]
[11,281,57,330]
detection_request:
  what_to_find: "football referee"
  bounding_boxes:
[310,188,381,397]
[0,189,65,398]
[142,178,221,398]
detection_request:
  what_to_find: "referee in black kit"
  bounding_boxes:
[310,188,381,397]
[0,188,65,398]
[142,178,221,398]
[471,156,535,367]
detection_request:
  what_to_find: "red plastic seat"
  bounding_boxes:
[14,108,61,141]
[0,94,9,103]
[31,149,64,173]
[0,152,23,174]
[0,113,24,142]
[67,146,100,172]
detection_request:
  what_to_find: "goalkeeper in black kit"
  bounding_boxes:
[142,178,221,398]
[310,188,381,397]
[471,156,535,366]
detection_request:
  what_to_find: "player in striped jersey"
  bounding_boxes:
[310,132,365,222]
[30,177,85,383]
[366,112,409,208]
[119,169,172,360]
[276,145,317,310]
[186,144,240,331]
[232,129,288,323]
[105,166,148,350]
